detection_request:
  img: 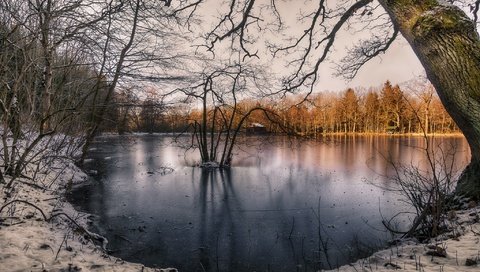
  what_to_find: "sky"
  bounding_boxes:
[270,0,426,92]
[190,0,427,93]
[315,35,425,92]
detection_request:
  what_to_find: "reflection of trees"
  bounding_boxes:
[195,168,306,271]
[195,169,241,271]
[194,168,313,271]
[74,136,470,271]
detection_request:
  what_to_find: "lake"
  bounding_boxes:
[68,134,470,271]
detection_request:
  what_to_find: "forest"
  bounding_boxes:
[107,80,459,136]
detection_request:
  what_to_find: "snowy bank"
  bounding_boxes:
[0,157,176,272]
[329,206,480,272]
[1,135,478,272]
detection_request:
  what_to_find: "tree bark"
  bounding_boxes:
[39,0,53,131]
[378,0,480,198]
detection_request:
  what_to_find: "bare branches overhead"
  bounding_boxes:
[264,0,391,97]
[168,0,405,96]
[336,25,398,80]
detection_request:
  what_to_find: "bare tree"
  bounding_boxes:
[0,0,186,188]
[382,94,462,239]
[169,0,480,198]
[0,0,112,184]
[78,0,189,163]
[174,60,286,167]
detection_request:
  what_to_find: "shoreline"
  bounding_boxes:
[0,157,176,272]
[99,131,466,138]
[1,146,478,272]
[329,204,480,271]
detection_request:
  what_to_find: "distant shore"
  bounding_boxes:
[100,131,465,138]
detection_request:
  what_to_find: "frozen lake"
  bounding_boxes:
[68,134,470,271]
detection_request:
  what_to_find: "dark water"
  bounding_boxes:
[68,135,469,271]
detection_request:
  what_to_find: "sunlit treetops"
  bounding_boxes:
[104,80,458,136]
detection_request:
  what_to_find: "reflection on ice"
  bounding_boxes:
[69,134,469,271]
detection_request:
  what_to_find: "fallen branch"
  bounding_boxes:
[382,201,431,238]
[49,212,109,250]
[55,233,68,260]
[0,200,48,221]
[0,201,108,250]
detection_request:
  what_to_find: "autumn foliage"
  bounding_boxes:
[107,80,459,136]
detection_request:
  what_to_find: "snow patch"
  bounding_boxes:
[330,206,480,271]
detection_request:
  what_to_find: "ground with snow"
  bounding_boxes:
[0,158,176,272]
[331,206,480,272]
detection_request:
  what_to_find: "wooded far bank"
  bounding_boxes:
[105,80,460,137]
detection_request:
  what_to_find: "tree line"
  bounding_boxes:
[105,80,459,136]
[0,0,183,183]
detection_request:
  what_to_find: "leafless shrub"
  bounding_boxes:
[381,89,463,239]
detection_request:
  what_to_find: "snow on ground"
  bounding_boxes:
[330,206,480,272]
[0,157,176,272]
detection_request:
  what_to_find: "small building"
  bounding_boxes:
[386,121,399,134]
[246,123,268,134]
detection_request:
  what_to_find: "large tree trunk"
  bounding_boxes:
[378,1,480,199]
